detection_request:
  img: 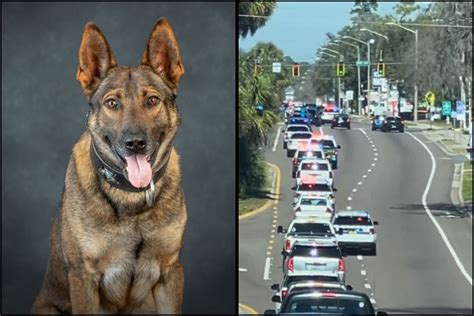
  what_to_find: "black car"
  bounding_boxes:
[331,113,351,129]
[265,289,387,315]
[306,108,322,127]
[382,116,404,132]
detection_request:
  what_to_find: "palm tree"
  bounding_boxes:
[239,1,277,38]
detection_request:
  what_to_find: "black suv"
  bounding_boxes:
[382,116,404,132]
[331,113,351,129]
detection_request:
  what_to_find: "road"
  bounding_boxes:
[239,120,472,314]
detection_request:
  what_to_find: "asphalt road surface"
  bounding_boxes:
[239,120,472,314]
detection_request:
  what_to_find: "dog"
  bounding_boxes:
[31,18,187,314]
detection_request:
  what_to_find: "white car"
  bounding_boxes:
[295,158,334,188]
[286,132,313,158]
[291,148,326,178]
[332,210,378,256]
[293,177,336,206]
[293,195,334,219]
[283,124,311,148]
[321,109,339,124]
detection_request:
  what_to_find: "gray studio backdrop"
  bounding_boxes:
[2,2,235,314]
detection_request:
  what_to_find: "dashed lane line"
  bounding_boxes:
[272,127,281,152]
[263,257,272,280]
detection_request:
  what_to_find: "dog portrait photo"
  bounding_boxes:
[2,2,235,314]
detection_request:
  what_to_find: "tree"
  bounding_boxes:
[239,1,277,38]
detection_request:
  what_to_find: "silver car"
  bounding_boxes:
[282,240,346,283]
[332,210,378,256]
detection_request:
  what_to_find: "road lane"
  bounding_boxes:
[239,121,472,314]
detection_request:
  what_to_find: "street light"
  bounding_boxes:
[320,47,344,61]
[317,50,342,106]
[360,28,389,60]
[343,35,374,115]
[385,22,419,122]
[335,39,362,115]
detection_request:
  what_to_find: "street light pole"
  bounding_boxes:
[336,39,362,115]
[386,22,419,122]
[320,48,344,108]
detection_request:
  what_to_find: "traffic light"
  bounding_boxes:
[377,62,385,76]
[292,63,300,77]
[254,63,262,73]
[336,63,346,77]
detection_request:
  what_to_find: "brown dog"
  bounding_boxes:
[31,18,187,314]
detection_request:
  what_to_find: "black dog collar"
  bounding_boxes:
[90,140,171,195]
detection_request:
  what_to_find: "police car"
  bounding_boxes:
[293,195,334,219]
[332,210,378,256]
[319,135,341,170]
[295,158,334,188]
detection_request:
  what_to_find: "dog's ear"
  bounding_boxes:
[76,22,117,96]
[141,18,184,88]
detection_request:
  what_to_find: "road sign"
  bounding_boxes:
[346,90,354,101]
[272,62,281,73]
[442,100,452,115]
[425,91,436,106]
[456,100,466,120]
[356,61,369,67]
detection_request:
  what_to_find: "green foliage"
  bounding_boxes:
[239,1,277,38]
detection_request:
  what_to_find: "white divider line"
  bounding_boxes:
[263,257,272,280]
[407,131,472,286]
[272,127,281,152]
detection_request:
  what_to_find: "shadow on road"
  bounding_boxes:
[389,202,472,218]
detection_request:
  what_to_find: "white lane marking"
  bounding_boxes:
[374,152,378,156]
[272,127,281,152]
[374,157,378,161]
[370,293,374,296]
[361,264,364,267]
[370,298,376,304]
[348,196,352,201]
[371,144,375,147]
[358,181,362,185]
[361,270,367,275]
[263,257,272,280]
[371,163,376,167]
[362,175,367,178]
[357,255,363,260]
[364,283,372,289]
[353,188,358,192]
[368,169,372,173]
[407,131,473,286]
[346,206,352,210]
[319,126,324,135]
[239,268,248,272]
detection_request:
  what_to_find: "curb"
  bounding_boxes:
[451,163,462,206]
[458,162,464,205]
[239,162,281,221]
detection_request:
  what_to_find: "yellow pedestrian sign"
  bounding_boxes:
[425,91,435,106]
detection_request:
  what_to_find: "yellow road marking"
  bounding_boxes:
[239,303,258,314]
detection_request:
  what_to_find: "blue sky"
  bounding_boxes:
[239,2,428,61]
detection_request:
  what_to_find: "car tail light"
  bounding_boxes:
[338,258,345,272]
[287,257,294,272]
[285,239,292,251]
[281,289,288,298]
[293,158,298,165]
[370,228,375,234]
[326,207,332,213]
[322,292,336,298]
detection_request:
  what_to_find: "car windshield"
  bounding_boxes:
[298,151,323,159]
[301,163,329,171]
[291,133,313,139]
[291,245,340,257]
[298,184,331,191]
[300,198,328,206]
[334,216,372,226]
[387,117,401,122]
[290,223,332,236]
[336,114,348,119]
[287,126,309,132]
[284,296,373,314]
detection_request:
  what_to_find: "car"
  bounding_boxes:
[331,113,351,129]
[295,158,334,188]
[320,104,339,124]
[381,116,404,132]
[287,116,311,127]
[305,106,322,127]
[293,177,336,206]
[286,132,313,158]
[282,241,346,283]
[467,134,473,163]
[264,289,387,315]
[332,210,379,256]
[371,115,385,131]
[293,195,334,219]
[291,148,326,178]
[270,279,353,313]
[278,217,338,260]
[283,124,312,149]
[319,135,341,169]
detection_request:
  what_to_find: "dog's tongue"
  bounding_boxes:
[125,154,152,188]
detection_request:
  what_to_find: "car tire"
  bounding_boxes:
[371,126,375,131]
[331,125,334,129]
[283,142,287,149]
[400,128,404,133]
[332,161,338,169]
[347,124,351,130]
[287,150,294,158]
[292,171,296,178]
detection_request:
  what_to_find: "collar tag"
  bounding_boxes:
[145,180,157,207]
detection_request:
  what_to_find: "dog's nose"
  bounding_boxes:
[124,136,147,153]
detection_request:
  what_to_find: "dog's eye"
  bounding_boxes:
[146,96,160,107]
[104,99,119,110]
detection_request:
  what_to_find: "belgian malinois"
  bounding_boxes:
[31,18,187,314]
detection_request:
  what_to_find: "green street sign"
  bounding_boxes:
[356,61,369,67]
[442,100,452,116]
